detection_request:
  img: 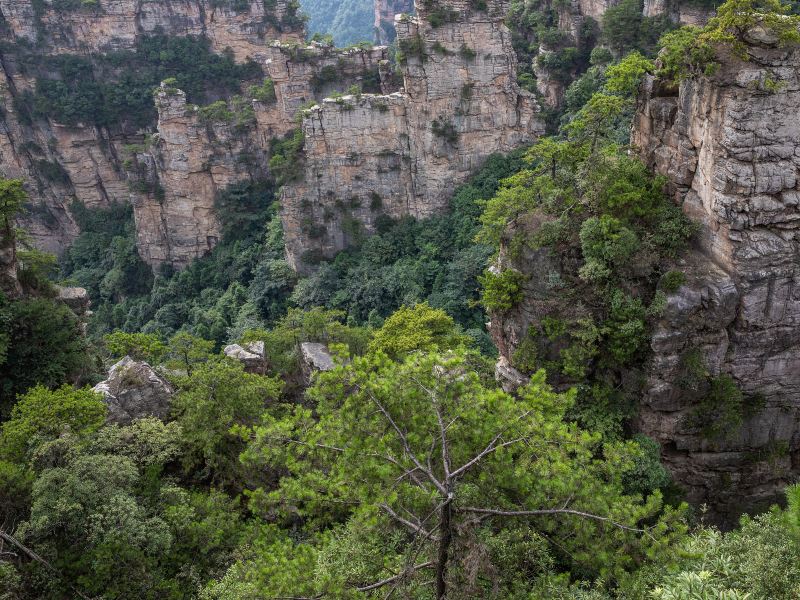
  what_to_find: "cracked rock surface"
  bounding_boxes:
[633,43,800,520]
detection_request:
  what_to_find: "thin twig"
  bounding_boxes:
[458,507,654,537]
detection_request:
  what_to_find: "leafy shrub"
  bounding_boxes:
[247,78,277,104]
[660,270,686,293]
[431,116,459,144]
[478,269,525,311]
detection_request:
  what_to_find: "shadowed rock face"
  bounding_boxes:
[93,356,175,425]
[281,0,545,272]
[632,42,800,521]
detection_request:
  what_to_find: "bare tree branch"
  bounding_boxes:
[380,503,434,538]
[408,375,451,479]
[0,529,94,600]
[356,561,434,592]
[364,389,447,496]
[458,507,654,537]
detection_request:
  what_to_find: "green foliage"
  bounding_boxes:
[0,178,25,233]
[479,268,526,311]
[16,248,58,293]
[28,35,261,128]
[165,331,215,375]
[214,180,276,245]
[601,0,674,55]
[247,77,277,103]
[431,116,459,144]
[104,331,166,362]
[638,487,800,599]
[291,152,525,333]
[299,0,374,46]
[269,128,305,185]
[237,350,685,596]
[685,374,752,441]
[660,270,686,293]
[0,295,93,416]
[171,358,280,484]
[61,200,152,304]
[0,384,105,464]
[397,33,427,63]
[12,417,247,599]
[368,302,470,358]
[657,0,800,83]
[428,4,459,27]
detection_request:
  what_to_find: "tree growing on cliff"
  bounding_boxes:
[237,349,685,598]
[658,0,800,82]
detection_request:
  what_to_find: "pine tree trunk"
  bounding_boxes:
[436,497,453,599]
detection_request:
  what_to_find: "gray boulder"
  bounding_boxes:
[300,342,336,384]
[223,341,266,373]
[93,356,175,424]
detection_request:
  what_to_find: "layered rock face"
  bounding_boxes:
[132,43,390,268]
[0,0,302,60]
[374,0,414,44]
[0,0,303,256]
[632,42,800,518]
[282,0,544,271]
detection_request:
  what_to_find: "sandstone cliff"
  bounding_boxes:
[632,40,800,518]
[281,0,544,271]
[374,0,414,43]
[0,0,303,256]
[133,42,391,268]
[0,0,303,60]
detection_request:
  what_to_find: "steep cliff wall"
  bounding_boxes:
[0,0,303,60]
[132,43,391,268]
[282,0,544,271]
[374,0,414,43]
[632,40,800,518]
[0,0,303,256]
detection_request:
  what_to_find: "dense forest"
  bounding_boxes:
[299,0,375,46]
[3,0,800,598]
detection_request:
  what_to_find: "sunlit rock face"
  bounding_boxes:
[281,0,545,273]
[633,41,800,521]
[93,356,175,425]
[0,0,303,255]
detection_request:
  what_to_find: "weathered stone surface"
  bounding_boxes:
[92,356,175,425]
[282,0,545,272]
[495,355,529,393]
[301,342,335,371]
[375,0,414,44]
[0,0,303,257]
[633,41,800,520]
[0,0,302,60]
[133,44,392,268]
[55,285,91,315]
[223,341,267,373]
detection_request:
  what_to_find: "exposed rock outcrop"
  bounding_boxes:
[224,341,267,373]
[55,285,91,316]
[300,341,335,383]
[282,0,545,271]
[0,0,303,256]
[93,356,175,424]
[630,41,800,519]
[0,0,303,60]
[133,43,391,267]
[374,0,414,44]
